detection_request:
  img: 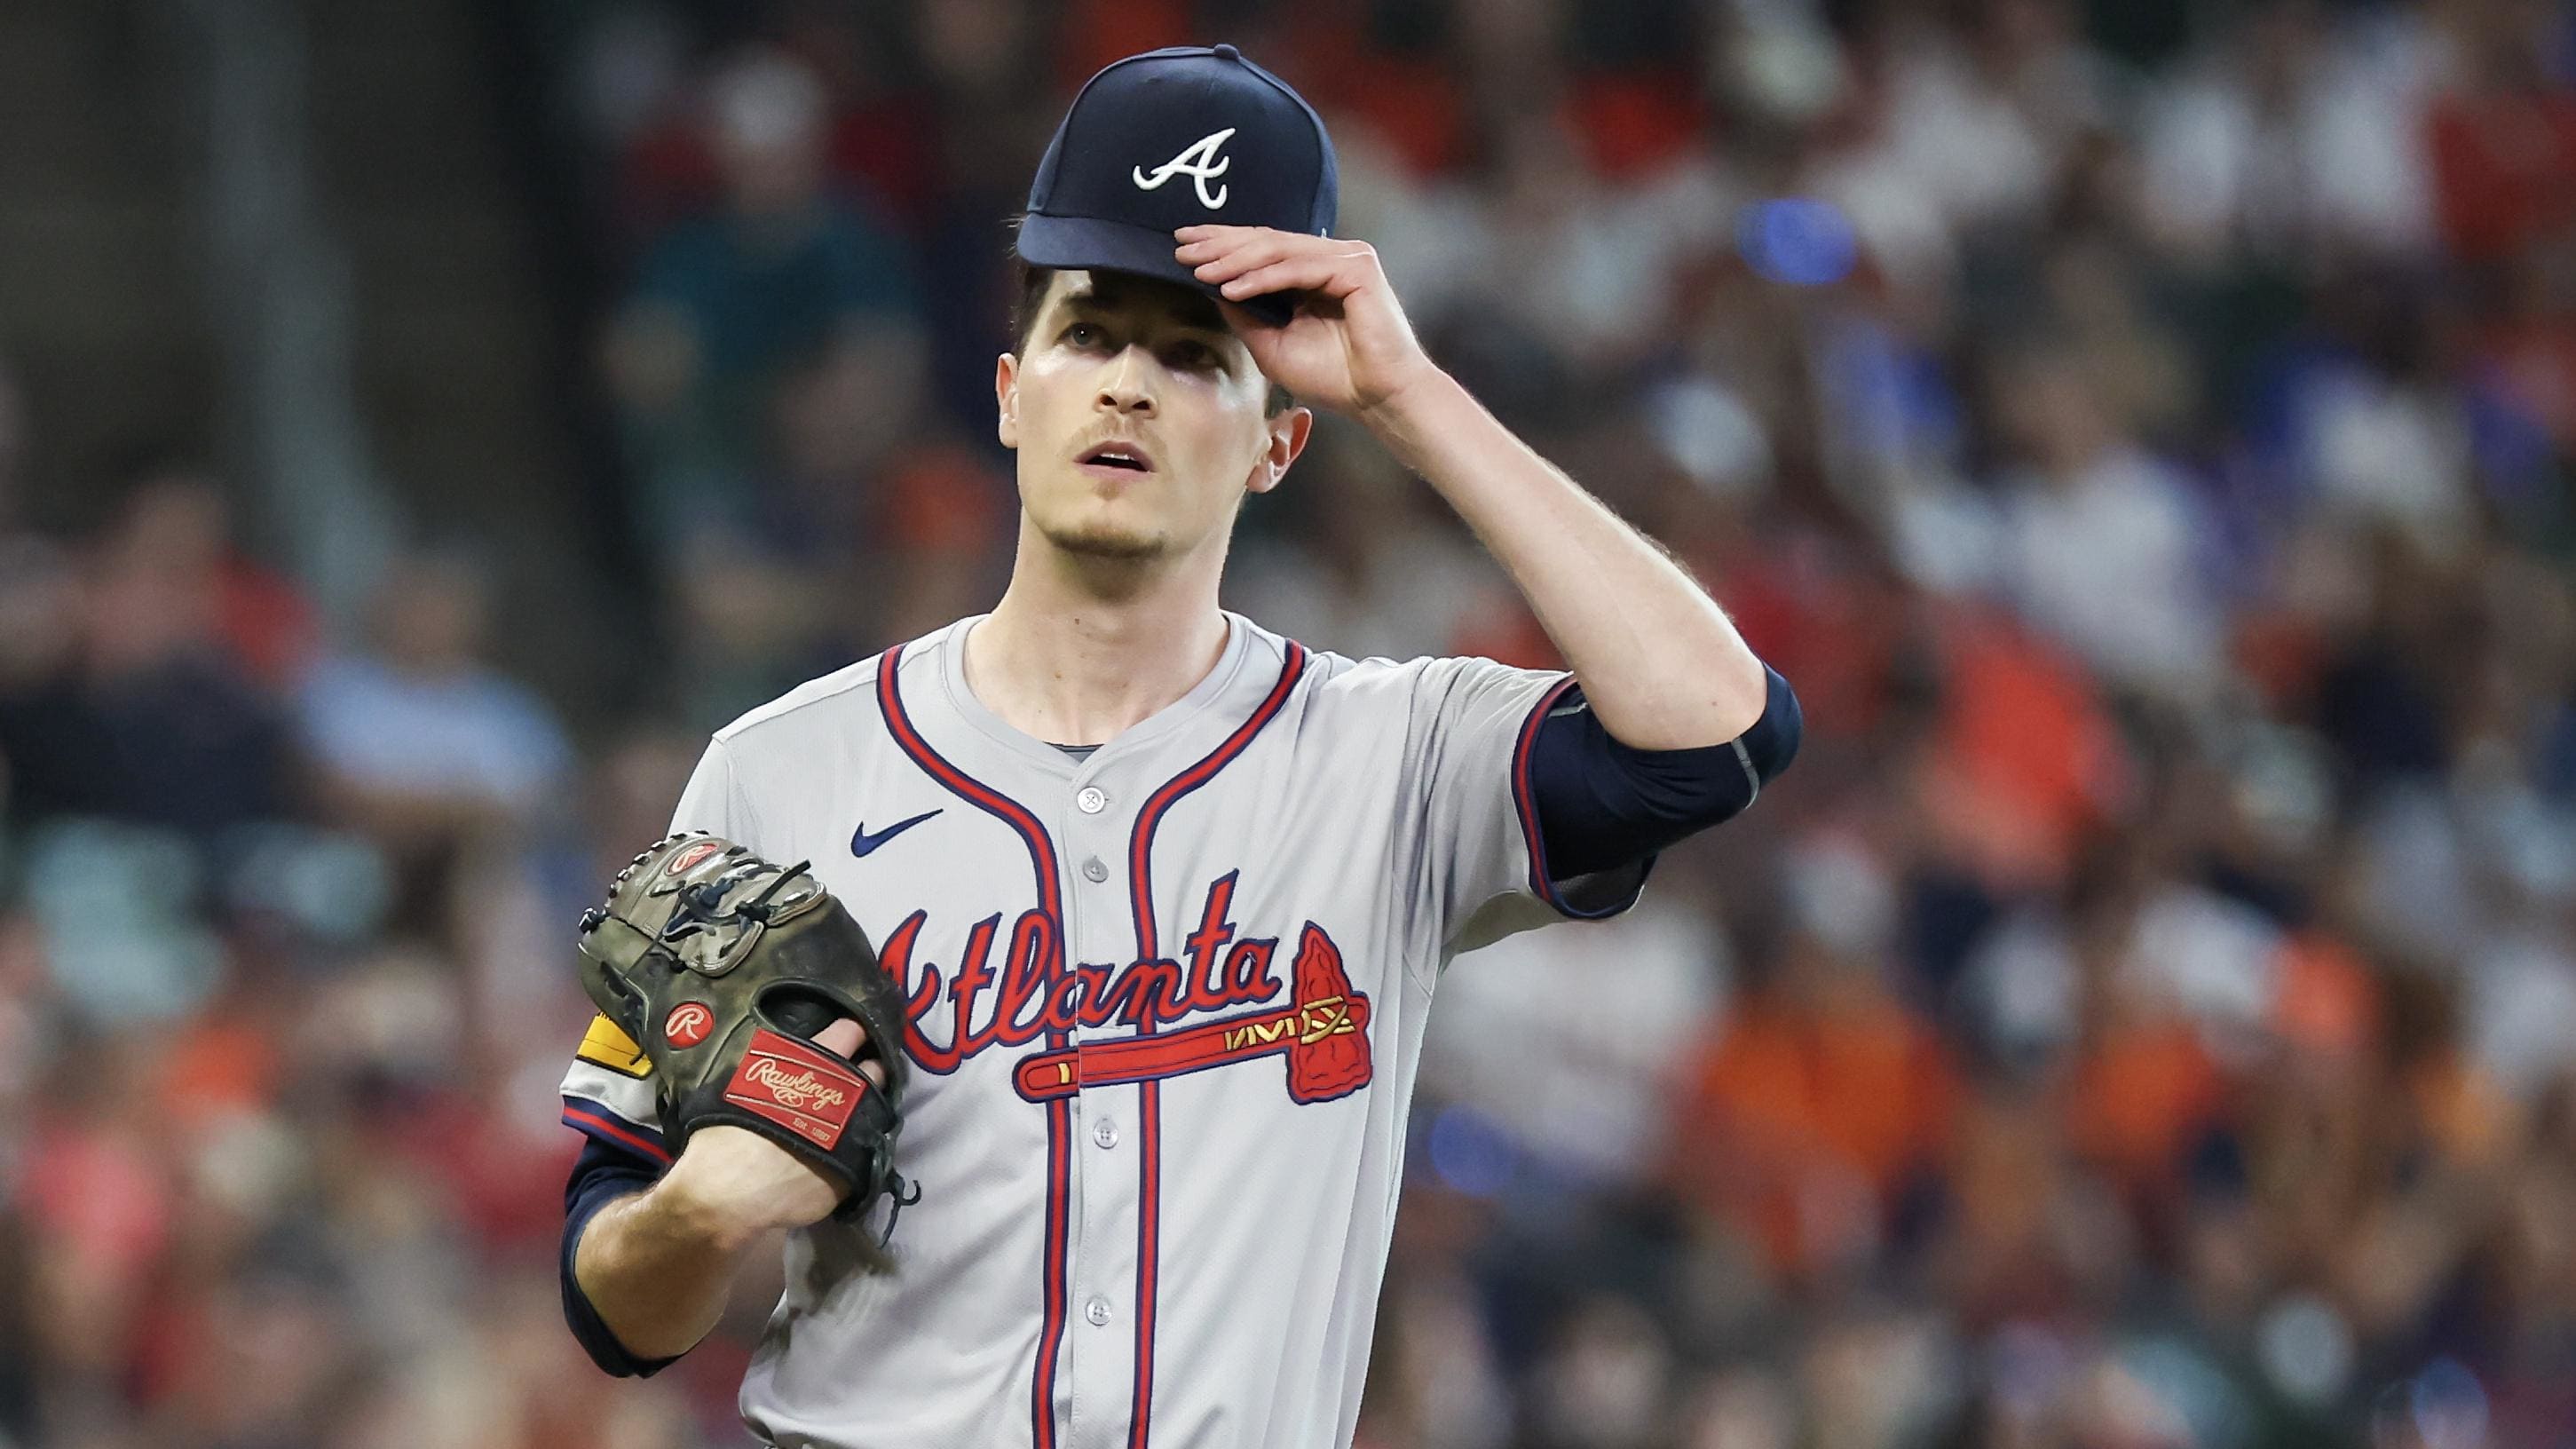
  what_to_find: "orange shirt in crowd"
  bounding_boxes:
[1917,603,2130,891]
[1672,984,1958,1272]
[2065,1018,2225,1188]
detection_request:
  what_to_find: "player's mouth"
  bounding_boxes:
[1075,439,1158,481]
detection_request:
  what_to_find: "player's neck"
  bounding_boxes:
[969,553,1232,748]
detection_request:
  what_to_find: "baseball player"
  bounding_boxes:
[559,44,1801,1449]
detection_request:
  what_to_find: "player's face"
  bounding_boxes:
[998,269,1308,562]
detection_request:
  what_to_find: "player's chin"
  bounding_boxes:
[1035,512,1171,562]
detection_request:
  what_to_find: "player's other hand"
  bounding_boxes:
[1175,225,1440,418]
[658,1017,885,1245]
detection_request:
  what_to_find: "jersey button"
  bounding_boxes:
[1085,1296,1113,1326]
[1077,786,1108,815]
[1082,856,1110,883]
[1093,1117,1118,1148]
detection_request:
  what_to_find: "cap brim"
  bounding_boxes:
[1016,212,1300,329]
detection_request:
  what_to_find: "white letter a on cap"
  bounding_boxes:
[1133,128,1237,210]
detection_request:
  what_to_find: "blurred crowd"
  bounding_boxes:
[7,0,2576,1445]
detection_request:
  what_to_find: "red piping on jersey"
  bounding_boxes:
[877,643,1073,1449]
[1121,641,1308,1449]
[561,1101,673,1165]
[1509,676,1630,920]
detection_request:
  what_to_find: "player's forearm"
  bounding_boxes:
[573,1178,763,1361]
[1359,370,1769,748]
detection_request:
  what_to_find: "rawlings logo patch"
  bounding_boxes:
[723,1029,865,1148]
[664,840,724,877]
[744,1058,849,1112]
[664,1002,714,1049]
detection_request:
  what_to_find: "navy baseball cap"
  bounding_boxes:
[1017,44,1338,329]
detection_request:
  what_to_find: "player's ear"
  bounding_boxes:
[995,352,1021,450]
[1245,405,1311,495]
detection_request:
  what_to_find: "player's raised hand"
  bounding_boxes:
[1175,225,1440,418]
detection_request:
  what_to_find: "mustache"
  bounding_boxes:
[1072,427,1159,456]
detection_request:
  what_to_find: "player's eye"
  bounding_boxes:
[1063,321,1107,349]
[1166,341,1219,371]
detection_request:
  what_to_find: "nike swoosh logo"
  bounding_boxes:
[850,809,942,859]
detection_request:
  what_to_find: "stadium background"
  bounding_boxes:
[3,0,2574,1445]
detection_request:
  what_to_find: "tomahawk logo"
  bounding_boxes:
[1133,127,1237,210]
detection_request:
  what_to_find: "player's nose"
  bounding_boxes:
[1094,345,1158,416]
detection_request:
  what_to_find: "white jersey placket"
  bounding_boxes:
[1059,758,1143,1449]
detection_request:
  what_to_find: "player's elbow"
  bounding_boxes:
[1735,664,1801,791]
[1590,645,1778,750]
[1527,668,1801,878]
[1636,663,1799,833]
[1705,645,1777,744]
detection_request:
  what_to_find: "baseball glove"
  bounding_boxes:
[575,832,917,1237]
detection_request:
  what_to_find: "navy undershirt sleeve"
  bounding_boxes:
[1526,664,1801,880]
[562,1136,681,1378]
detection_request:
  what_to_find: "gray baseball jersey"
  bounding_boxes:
[559,610,1647,1449]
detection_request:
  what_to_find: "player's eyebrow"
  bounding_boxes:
[1059,287,1232,341]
